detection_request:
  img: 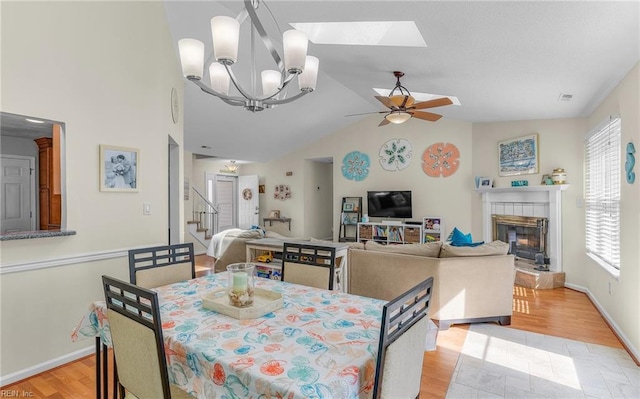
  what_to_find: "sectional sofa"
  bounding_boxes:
[347,240,515,329]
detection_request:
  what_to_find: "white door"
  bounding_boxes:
[1,155,36,233]
[238,174,259,229]
[207,173,237,232]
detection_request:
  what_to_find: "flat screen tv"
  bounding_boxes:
[367,191,412,219]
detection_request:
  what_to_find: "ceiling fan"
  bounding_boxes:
[349,71,453,127]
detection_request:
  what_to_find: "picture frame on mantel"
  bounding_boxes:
[99,145,138,192]
[498,133,539,176]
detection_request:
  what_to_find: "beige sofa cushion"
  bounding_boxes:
[439,240,509,258]
[309,237,364,250]
[365,240,441,257]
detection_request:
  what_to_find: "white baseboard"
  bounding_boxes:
[0,345,94,386]
[565,282,639,362]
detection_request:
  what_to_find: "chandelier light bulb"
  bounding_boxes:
[178,38,205,79]
[211,16,240,65]
[261,70,281,97]
[210,63,230,95]
[298,56,319,91]
[283,30,308,74]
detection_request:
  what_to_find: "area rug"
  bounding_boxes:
[445,323,639,398]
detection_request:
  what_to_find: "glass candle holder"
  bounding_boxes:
[226,263,255,307]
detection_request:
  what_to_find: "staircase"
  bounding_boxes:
[188,187,218,248]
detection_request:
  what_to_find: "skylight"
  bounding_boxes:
[289,21,427,47]
[373,88,461,105]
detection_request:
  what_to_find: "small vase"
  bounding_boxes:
[551,168,567,185]
[227,263,255,307]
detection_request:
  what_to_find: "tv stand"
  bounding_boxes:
[357,222,422,244]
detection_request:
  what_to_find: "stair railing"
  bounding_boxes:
[192,187,219,237]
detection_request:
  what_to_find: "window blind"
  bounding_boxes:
[585,117,621,269]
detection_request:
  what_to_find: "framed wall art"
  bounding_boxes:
[100,145,138,192]
[498,133,539,176]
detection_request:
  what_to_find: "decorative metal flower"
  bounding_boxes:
[379,138,412,171]
[341,151,370,181]
[422,142,460,177]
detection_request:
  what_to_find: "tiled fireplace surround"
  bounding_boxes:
[480,185,568,273]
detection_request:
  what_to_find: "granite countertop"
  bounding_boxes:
[0,230,77,241]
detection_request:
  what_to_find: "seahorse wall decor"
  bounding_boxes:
[626,142,636,184]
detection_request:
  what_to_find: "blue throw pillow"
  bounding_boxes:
[449,227,484,247]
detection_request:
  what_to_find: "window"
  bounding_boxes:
[585,117,621,272]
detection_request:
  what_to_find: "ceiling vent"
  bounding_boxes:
[558,93,573,102]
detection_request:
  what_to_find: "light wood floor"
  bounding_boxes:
[3,256,630,398]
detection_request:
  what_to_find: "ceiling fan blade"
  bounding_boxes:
[345,111,387,117]
[378,118,391,127]
[411,111,443,122]
[375,96,396,109]
[409,97,453,110]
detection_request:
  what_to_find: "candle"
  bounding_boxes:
[232,271,248,293]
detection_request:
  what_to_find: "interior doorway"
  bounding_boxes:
[0,155,36,233]
[206,172,237,233]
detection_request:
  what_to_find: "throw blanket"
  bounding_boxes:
[206,228,262,258]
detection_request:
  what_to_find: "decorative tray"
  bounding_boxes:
[202,288,283,319]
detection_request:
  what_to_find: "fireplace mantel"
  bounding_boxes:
[476,184,569,194]
[478,184,569,272]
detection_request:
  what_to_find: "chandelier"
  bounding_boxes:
[178,0,319,112]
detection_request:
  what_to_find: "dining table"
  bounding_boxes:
[72,272,386,399]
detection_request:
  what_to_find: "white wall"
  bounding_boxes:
[1,136,39,158]
[0,1,184,380]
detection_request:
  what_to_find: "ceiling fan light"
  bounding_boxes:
[209,63,230,95]
[298,56,319,91]
[283,30,308,74]
[385,111,412,124]
[178,38,205,79]
[261,70,281,97]
[211,16,240,64]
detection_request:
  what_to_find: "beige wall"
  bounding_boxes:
[303,160,333,239]
[240,116,474,242]
[584,63,640,356]
[0,2,184,379]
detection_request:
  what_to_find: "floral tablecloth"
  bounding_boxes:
[72,273,385,399]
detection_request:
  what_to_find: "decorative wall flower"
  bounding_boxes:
[379,138,412,171]
[422,142,460,177]
[341,151,370,181]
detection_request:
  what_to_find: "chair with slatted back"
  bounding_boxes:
[373,276,434,399]
[129,243,195,289]
[281,242,336,290]
[102,275,194,399]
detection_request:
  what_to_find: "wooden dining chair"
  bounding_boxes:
[102,275,194,399]
[373,276,434,399]
[281,243,336,290]
[129,243,195,289]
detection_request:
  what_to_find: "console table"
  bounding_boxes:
[245,238,349,292]
[263,217,291,230]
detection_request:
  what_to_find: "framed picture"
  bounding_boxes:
[343,202,354,211]
[268,210,280,218]
[480,177,493,188]
[498,133,539,176]
[99,145,138,192]
[259,184,265,194]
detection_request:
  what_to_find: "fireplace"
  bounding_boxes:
[479,185,568,272]
[492,215,548,263]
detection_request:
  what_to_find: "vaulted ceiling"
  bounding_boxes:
[164,1,640,162]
